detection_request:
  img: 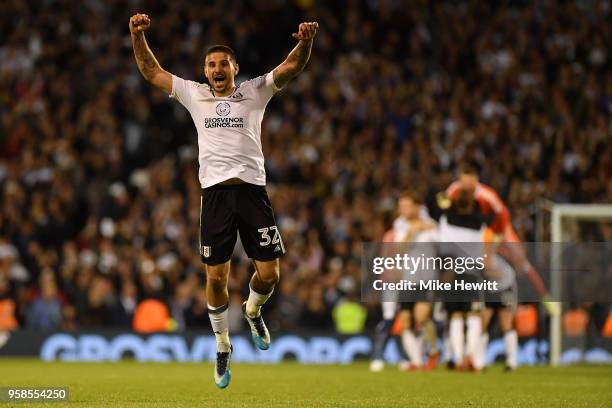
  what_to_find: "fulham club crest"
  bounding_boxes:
[201,246,211,258]
[216,102,231,116]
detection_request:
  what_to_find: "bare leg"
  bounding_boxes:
[246,259,280,317]
[205,261,231,307]
[205,261,231,352]
[242,259,280,351]
[250,259,280,294]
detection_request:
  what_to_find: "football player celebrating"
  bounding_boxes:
[130,13,318,388]
[446,165,559,315]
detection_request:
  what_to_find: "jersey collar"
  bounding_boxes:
[209,83,240,98]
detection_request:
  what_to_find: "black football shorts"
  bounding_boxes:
[485,285,517,311]
[443,273,484,314]
[199,183,286,265]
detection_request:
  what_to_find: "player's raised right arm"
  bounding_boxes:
[129,13,172,94]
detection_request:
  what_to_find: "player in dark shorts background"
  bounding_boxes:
[427,188,493,370]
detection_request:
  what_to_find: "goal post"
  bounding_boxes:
[536,199,612,366]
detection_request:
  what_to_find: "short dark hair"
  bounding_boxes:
[458,163,479,177]
[399,189,424,204]
[454,188,474,210]
[205,45,237,63]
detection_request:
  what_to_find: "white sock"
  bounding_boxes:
[466,315,482,365]
[449,317,465,364]
[208,303,231,352]
[381,302,397,320]
[402,330,423,367]
[443,336,451,362]
[504,330,518,368]
[246,284,273,318]
[475,333,489,369]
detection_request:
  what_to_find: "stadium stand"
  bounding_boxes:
[0,0,610,332]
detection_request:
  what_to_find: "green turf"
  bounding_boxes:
[1,359,611,407]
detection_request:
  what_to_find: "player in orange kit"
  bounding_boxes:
[447,165,551,300]
[447,165,559,371]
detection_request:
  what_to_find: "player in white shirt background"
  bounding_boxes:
[129,13,318,389]
[370,190,440,372]
[427,189,494,371]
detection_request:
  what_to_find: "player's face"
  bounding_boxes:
[204,52,239,94]
[398,197,419,220]
[458,173,478,195]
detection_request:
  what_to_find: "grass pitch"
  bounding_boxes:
[1,359,611,407]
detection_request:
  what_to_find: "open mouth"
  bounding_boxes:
[213,75,225,86]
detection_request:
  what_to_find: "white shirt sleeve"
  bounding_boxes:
[246,71,281,106]
[265,71,281,93]
[169,75,198,110]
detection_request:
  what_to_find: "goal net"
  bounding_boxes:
[535,200,612,366]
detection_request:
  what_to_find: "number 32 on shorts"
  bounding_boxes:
[258,226,280,247]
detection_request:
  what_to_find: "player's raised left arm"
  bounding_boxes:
[272,22,318,89]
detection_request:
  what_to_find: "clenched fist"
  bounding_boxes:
[129,13,151,34]
[292,22,318,41]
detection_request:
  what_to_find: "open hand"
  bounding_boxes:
[292,22,318,41]
[129,13,151,34]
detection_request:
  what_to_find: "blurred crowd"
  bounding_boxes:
[0,0,610,333]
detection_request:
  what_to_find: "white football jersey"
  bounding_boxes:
[170,72,280,188]
[437,216,486,262]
